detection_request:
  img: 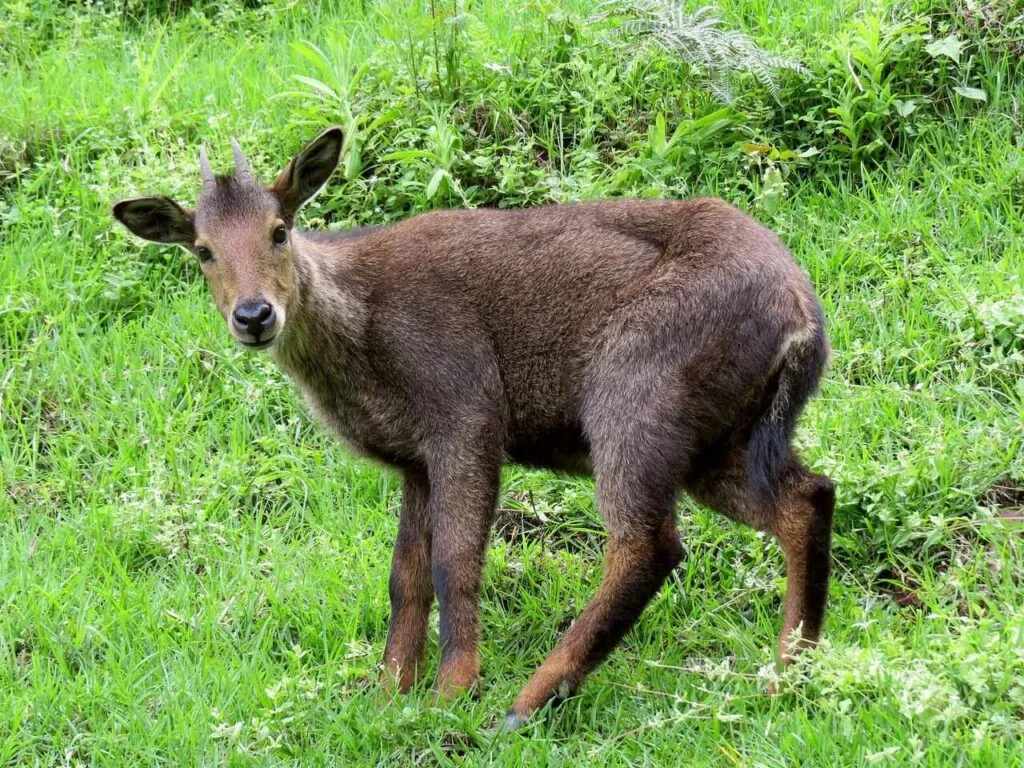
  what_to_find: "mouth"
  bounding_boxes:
[239,336,277,351]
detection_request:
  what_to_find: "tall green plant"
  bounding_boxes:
[824,13,929,166]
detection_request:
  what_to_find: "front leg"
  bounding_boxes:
[428,435,501,699]
[382,469,433,691]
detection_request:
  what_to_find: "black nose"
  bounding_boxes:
[232,299,276,339]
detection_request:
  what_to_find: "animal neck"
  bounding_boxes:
[269,230,370,382]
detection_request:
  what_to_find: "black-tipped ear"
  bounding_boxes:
[271,127,343,220]
[112,196,196,245]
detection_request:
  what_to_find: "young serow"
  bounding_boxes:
[113,128,835,728]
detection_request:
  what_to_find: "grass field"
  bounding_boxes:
[2,0,1023,764]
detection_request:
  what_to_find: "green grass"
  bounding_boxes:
[1,0,1023,764]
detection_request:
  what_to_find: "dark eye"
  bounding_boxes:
[272,226,288,246]
[196,246,213,263]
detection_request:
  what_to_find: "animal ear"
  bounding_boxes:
[271,127,343,220]
[112,196,196,245]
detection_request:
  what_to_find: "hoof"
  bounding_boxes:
[499,710,529,733]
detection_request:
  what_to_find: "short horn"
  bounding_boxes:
[230,138,253,181]
[199,146,215,190]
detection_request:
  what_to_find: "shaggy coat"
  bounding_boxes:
[113,128,835,728]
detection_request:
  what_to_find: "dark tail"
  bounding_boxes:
[746,316,829,502]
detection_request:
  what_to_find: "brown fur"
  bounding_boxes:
[113,128,835,726]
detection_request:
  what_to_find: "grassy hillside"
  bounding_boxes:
[1,0,1022,764]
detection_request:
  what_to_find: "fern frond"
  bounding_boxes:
[591,0,807,103]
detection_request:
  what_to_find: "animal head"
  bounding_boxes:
[112,127,343,350]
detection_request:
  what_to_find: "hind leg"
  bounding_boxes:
[689,458,835,661]
[774,469,835,659]
[507,459,685,725]
[507,356,692,725]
